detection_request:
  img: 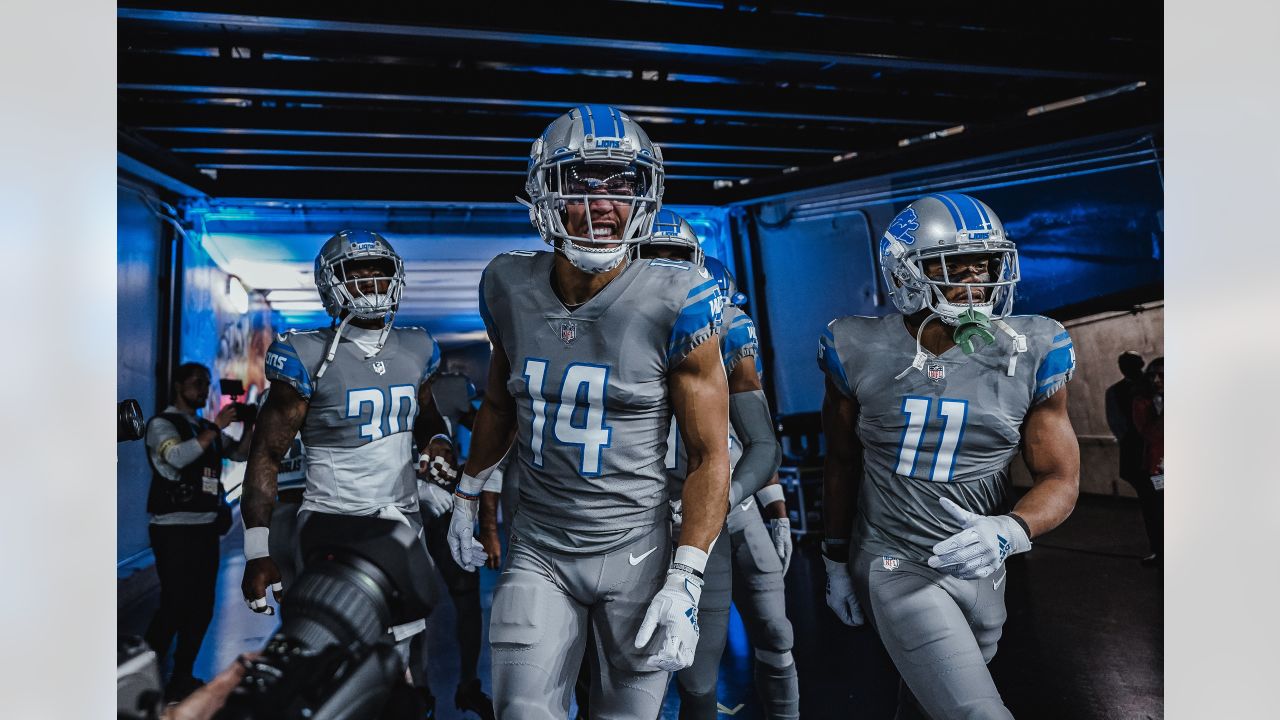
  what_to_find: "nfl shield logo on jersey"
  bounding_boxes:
[559,320,579,346]
[882,556,900,571]
[926,362,945,382]
[371,360,386,375]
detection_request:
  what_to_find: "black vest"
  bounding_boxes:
[146,412,225,515]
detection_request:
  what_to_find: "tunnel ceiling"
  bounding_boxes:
[118,1,1162,206]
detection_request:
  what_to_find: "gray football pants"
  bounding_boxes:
[675,529,732,719]
[851,550,1013,720]
[490,522,672,720]
[728,509,799,720]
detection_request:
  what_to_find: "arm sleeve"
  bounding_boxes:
[666,276,723,368]
[722,312,760,376]
[1033,326,1076,405]
[817,323,854,398]
[265,336,314,400]
[147,417,205,472]
[727,389,782,506]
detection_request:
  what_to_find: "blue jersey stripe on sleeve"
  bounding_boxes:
[265,339,313,399]
[1036,343,1075,385]
[667,297,719,363]
[1052,331,1070,344]
[424,340,441,380]
[818,328,853,397]
[687,277,717,299]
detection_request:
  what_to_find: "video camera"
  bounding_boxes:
[117,515,437,720]
[217,513,438,720]
[219,378,258,425]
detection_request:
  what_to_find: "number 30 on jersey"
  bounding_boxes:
[522,358,613,476]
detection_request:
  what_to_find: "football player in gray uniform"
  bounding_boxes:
[238,229,456,708]
[638,217,784,719]
[446,106,731,720]
[819,193,1080,719]
[702,258,801,720]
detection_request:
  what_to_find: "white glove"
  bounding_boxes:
[446,474,488,572]
[768,517,793,574]
[418,481,453,518]
[634,547,705,672]
[927,497,1031,580]
[822,555,864,627]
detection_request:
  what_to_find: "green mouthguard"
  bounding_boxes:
[953,309,995,355]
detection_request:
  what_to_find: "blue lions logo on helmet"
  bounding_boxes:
[880,207,920,256]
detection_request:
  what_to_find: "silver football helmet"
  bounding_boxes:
[523,105,664,273]
[640,209,705,265]
[314,229,405,321]
[878,193,1019,325]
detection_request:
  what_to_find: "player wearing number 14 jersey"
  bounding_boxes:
[445,106,730,719]
[819,193,1081,720]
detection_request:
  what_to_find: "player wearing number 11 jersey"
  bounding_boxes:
[819,193,1081,719]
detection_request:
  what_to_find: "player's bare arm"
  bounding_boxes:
[671,333,732,553]
[414,376,457,476]
[465,332,518,477]
[450,331,517,570]
[821,376,863,562]
[240,380,308,608]
[727,354,782,503]
[242,381,308,530]
[1012,385,1081,537]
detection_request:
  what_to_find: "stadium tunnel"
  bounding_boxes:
[117,3,1163,718]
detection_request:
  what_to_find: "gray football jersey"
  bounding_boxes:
[480,250,722,554]
[265,324,441,516]
[665,303,759,495]
[818,313,1075,560]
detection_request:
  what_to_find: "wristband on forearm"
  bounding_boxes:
[672,544,708,579]
[755,483,785,507]
[1006,512,1032,540]
[454,472,485,500]
[244,526,270,560]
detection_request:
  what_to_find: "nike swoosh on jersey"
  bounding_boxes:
[629,547,658,566]
[739,499,754,512]
[993,572,1006,591]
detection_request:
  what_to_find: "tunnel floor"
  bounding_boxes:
[119,492,1163,719]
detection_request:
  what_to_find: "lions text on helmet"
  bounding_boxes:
[522,104,664,274]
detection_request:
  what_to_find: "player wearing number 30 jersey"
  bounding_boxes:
[819,193,1081,720]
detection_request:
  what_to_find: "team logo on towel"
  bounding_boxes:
[559,320,579,346]
[927,362,946,382]
[882,556,900,571]
[371,360,386,375]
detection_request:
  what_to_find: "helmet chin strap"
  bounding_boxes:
[315,310,395,380]
[895,310,1028,381]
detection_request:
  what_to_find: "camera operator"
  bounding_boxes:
[144,362,255,701]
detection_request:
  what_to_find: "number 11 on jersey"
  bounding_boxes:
[896,396,969,483]
[523,358,613,476]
